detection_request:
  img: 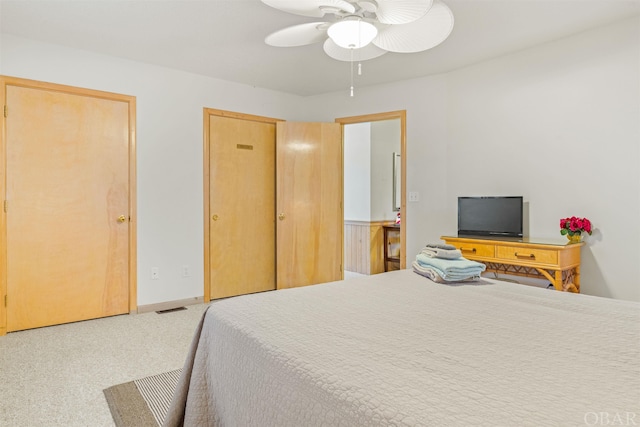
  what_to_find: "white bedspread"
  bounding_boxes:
[164,270,640,427]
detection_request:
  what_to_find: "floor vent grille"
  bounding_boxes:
[156,307,187,314]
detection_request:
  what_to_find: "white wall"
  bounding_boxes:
[0,35,305,306]
[2,15,638,303]
[343,123,371,221]
[305,16,640,301]
[445,16,639,301]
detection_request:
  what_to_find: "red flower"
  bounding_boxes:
[560,216,593,236]
[569,218,577,231]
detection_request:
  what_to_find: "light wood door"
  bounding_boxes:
[4,82,133,332]
[208,114,276,299]
[276,122,343,289]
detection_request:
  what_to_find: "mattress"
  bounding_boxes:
[164,269,640,426]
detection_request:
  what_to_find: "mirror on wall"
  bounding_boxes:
[392,152,401,212]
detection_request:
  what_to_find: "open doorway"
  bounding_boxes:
[336,111,407,277]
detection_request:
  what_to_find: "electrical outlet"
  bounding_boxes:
[409,191,420,202]
[151,267,159,280]
[182,265,190,278]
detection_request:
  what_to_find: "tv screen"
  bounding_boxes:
[458,196,523,238]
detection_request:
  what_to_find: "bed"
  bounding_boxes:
[164,269,640,426]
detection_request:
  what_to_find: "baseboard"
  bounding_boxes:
[136,296,204,314]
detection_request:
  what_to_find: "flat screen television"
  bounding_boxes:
[458,196,523,238]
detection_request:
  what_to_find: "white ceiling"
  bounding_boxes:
[1,0,639,96]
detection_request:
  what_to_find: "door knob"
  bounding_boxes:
[212,214,219,221]
[278,213,285,221]
[117,215,127,223]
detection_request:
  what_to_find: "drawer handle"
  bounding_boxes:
[515,252,535,259]
[460,247,476,253]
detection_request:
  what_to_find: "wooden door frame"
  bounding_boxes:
[335,110,407,269]
[0,76,137,336]
[202,108,283,302]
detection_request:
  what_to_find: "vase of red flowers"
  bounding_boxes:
[560,216,592,243]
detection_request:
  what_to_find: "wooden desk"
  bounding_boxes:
[441,236,583,292]
[383,225,401,272]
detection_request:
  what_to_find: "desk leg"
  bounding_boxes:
[560,268,579,293]
[554,270,563,291]
[383,227,389,273]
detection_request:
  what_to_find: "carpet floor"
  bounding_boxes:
[104,369,182,427]
[0,304,208,426]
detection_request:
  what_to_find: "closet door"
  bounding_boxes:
[2,79,134,333]
[207,113,277,300]
[276,122,343,289]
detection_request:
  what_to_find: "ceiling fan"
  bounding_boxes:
[260,0,455,63]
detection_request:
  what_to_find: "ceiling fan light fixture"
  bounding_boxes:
[327,17,378,49]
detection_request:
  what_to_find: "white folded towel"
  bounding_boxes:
[412,261,480,283]
[425,243,457,250]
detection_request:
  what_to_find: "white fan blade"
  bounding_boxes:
[373,0,453,53]
[266,22,329,47]
[323,38,388,62]
[375,0,433,25]
[261,0,355,18]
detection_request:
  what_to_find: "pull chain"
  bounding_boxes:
[350,48,354,97]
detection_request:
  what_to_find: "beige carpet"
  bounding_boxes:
[0,304,208,426]
[104,369,182,427]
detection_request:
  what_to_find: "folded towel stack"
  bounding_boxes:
[413,243,486,283]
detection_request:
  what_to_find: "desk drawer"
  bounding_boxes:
[496,246,557,264]
[454,243,494,258]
